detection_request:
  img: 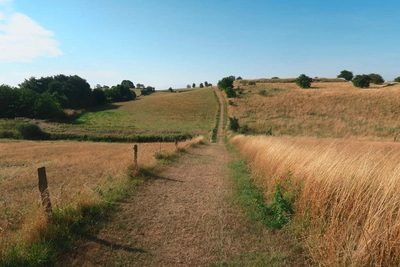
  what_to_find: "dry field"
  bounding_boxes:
[230,81,400,141]
[0,138,198,254]
[231,135,400,266]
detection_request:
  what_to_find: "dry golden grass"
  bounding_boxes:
[231,135,400,266]
[230,81,400,141]
[0,138,202,253]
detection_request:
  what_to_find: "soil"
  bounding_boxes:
[56,88,304,266]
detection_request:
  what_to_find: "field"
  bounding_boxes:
[230,135,400,266]
[227,80,400,265]
[40,88,217,141]
[0,138,200,261]
[229,81,400,141]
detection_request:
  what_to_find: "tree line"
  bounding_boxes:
[0,75,151,120]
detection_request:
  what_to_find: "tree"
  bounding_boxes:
[337,70,353,81]
[204,81,209,87]
[395,77,400,82]
[192,83,196,88]
[368,73,384,84]
[236,76,242,80]
[218,76,235,90]
[92,88,107,105]
[199,83,204,88]
[121,80,135,88]
[136,83,145,89]
[186,84,191,88]
[296,74,313,88]
[353,75,371,88]
[168,87,174,92]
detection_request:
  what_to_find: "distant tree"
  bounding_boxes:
[136,83,145,89]
[296,74,313,88]
[168,87,174,92]
[271,77,279,79]
[95,84,102,89]
[199,83,204,88]
[93,88,107,105]
[395,76,400,82]
[236,76,242,80]
[218,76,235,90]
[208,83,212,86]
[105,84,136,102]
[121,80,135,88]
[337,70,354,81]
[141,86,155,96]
[186,84,191,88]
[368,73,384,84]
[353,74,371,88]
[204,81,209,87]
[192,83,196,88]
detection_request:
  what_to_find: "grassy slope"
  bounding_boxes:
[230,81,400,141]
[39,88,217,140]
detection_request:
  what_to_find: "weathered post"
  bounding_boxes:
[133,144,138,170]
[38,167,52,217]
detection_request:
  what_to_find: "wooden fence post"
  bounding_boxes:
[38,167,52,217]
[133,144,138,169]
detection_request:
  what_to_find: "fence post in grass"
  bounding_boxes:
[133,144,138,170]
[38,167,52,217]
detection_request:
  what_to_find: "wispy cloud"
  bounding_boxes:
[0,2,63,62]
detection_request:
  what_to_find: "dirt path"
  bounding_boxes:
[58,88,303,266]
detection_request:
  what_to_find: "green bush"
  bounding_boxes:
[15,123,49,140]
[225,87,236,98]
[369,73,384,84]
[353,75,371,88]
[296,74,313,88]
[229,117,240,132]
[394,77,400,83]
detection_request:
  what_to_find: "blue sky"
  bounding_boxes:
[0,0,399,89]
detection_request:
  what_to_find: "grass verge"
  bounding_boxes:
[1,137,206,266]
[212,89,221,143]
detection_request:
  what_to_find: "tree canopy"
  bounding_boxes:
[337,70,354,81]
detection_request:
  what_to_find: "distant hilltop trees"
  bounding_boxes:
[0,76,153,120]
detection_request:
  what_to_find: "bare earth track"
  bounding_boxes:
[58,88,302,266]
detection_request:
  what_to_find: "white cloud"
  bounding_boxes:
[0,11,63,62]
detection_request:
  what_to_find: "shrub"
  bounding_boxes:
[337,70,354,81]
[394,77,400,83]
[296,74,313,88]
[15,122,49,140]
[353,74,371,88]
[228,100,234,105]
[369,73,385,84]
[225,87,236,98]
[248,81,256,86]
[239,124,249,134]
[229,117,240,132]
[258,89,267,96]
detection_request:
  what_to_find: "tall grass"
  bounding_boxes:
[231,135,400,266]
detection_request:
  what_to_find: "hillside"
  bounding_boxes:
[229,80,400,141]
[35,87,217,141]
